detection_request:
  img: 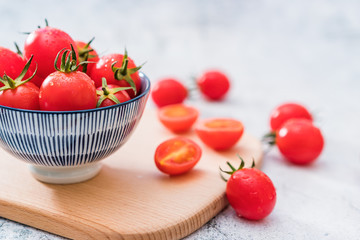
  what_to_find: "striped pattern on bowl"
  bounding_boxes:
[0,72,150,167]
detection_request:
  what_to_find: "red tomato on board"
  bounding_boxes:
[75,39,99,73]
[276,119,324,165]
[195,118,244,150]
[154,137,202,176]
[221,159,276,220]
[197,70,230,101]
[0,55,40,110]
[88,52,141,98]
[270,102,312,131]
[157,104,199,133]
[24,25,78,87]
[151,78,188,107]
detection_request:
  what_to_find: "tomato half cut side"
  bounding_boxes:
[195,118,244,151]
[154,137,202,176]
[157,104,199,133]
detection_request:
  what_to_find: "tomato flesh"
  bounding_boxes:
[154,137,202,175]
[195,118,244,150]
[158,104,199,133]
[276,119,324,164]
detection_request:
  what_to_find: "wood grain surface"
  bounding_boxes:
[0,109,263,240]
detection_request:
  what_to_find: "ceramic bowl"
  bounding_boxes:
[0,72,150,184]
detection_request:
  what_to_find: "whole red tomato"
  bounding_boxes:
[221,158,276,220]
[75,38,99,73]
[154,137,202,176]
[270,102,312,131]
[0,46,28,81]
[276,119,324,165]
[0,55,40,110]
[24,23,78,87]
[88,51,141,98]
[151,78,188,107]
[96,78,131,108]
[197,70,230,100]
[39,47,96,111]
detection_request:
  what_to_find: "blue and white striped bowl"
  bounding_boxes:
[0,72,151,184]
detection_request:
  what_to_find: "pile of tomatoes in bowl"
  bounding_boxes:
[0,20,143,111]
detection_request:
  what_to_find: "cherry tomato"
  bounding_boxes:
[197,70,230,101]
[0,56,39,110]
[39,48,96,111]
[158,104,199,133]
[88,51,141,98]
[276,119,324,165]
[75,39,99,73]
[96,78,131,108]
[0,46,28,81]
[24,24,78,87]
[151,78,187,107]
[195,118,244,150]
[154,137,202,175]
[221,159,276,220]
[0,82,39,110]
[270,102,312,131]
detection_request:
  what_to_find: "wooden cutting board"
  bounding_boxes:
[0,109,263,240]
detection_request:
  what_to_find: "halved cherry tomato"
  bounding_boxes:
[154,137,202,175]
[158,104,199,133]
[195,118,244,150]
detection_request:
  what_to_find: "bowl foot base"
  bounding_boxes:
[29,163,102,184]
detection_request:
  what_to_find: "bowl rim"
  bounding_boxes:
[0,72,151,115]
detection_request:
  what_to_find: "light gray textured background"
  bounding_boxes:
[0,0,360,239]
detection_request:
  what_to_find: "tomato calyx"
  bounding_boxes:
[219,155,255,182]
[96,77,133,107]
[0,55,36,91]
[77,37,97,73]
[14,42,23,57]
[21,19,49,35]
[111,49,143,96]
[262,131,276,145]
[54,44,88,73]
[39,19,49,28]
